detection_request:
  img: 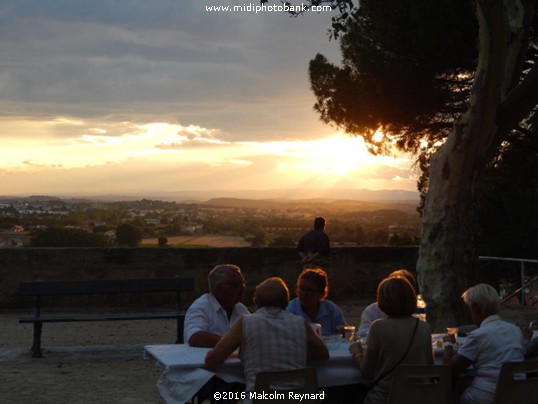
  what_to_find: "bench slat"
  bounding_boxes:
[19,278,194,296]
[19,311,187,323]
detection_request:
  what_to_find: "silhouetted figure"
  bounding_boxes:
[297,216,330,269]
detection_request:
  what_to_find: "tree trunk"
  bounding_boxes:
[417,0,531,331]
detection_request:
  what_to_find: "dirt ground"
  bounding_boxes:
[0,300,536,404]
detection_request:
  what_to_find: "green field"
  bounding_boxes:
[141,235,251,247]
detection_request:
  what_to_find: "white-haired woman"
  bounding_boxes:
[443,283,525,404]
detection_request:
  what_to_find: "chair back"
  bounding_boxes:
[387,364,452,404]
[494,360,538,404]
[254,368,319,403]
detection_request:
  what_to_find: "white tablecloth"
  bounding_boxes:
[144,339,361,404]
[144,333,464,404]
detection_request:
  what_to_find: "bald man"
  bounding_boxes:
[205,277,329,393]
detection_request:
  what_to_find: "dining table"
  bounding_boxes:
[144,334,452,404]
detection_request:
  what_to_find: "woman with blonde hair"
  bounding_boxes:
[443,283,525,404]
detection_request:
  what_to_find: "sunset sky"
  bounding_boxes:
[1,1,418,199]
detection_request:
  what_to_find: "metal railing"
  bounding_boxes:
[478,256,538,305]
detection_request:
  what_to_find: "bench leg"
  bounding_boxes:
[31,322,43,358]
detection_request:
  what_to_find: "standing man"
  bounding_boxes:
[297,216,330,269]
[184,264,249,347]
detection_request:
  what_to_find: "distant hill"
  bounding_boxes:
[202,197,419,215]
[0,188,420,205]
[107,188,420,202]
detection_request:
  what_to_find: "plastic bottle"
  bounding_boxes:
[415,294,427,322]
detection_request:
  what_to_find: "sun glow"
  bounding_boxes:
[0,118,416,195]
[277,133,378,176]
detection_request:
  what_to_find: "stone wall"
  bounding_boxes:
[0,246,418,309]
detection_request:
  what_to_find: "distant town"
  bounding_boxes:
[0,195,421,248]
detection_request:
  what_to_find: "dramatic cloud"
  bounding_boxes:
[0,1,418,198]
[0,0,341,141]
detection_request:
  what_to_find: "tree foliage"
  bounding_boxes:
[310,0,476,151]
[478,132,538,257]
[31,227,111,247]
[115,223,142,247]
[300,0,538,204]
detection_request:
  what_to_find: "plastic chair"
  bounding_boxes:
[493,360,538,404]
[387,365,452,404]
[253,368,319,403]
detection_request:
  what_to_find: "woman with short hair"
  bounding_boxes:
[286,267,346,335]
[443,283,525,404]
[358,269,420,340]
[349,276,433,404]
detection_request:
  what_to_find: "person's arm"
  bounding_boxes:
[442,333,456,364]
[184,297,223,348]
[427,332,435,364]
[349,342,364,366]
[305,321,329,361]
[189,331,223,348]
[350,339,377,381]
[521,326,533,342]
[351,320,383,381]
[297,235,312,262]
[357,303,377,340]
[442,333,472,378]
[357,330,378,381]
[205,317,242,368]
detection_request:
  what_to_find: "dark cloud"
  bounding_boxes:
[0,0,340,141]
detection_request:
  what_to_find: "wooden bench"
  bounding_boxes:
[19,277,195,357]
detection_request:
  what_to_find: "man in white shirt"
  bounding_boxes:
[184,264,250,347]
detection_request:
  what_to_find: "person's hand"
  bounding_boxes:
[443,333,456,344]
[349,342,363,356]
[521,326,533,342]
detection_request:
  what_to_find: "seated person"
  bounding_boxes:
[184,264,249,347]
[349,276,433,404]
[443,283,525,404]
[358,269,420,340]
[205,277,329,393]
[286,267,347,335]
